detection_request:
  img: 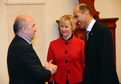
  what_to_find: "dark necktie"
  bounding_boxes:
[86,31,90,41]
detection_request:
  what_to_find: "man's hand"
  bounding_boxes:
[45,60,57,75]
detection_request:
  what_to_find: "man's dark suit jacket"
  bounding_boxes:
[83,21,119,84]
[7,35,51,84]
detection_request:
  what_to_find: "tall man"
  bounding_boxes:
[73,3,119,84]
[7,15,57,84]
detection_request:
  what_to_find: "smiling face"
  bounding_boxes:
[60,21,73,40]
[59,14,76,40]
[73,4,94,30]
[73,7,87,29]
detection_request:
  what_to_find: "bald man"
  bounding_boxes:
[7,15,57,84]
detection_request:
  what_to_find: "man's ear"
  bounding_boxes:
[21,26,27,33]
[85,11,89,16]
[85,10,89,18]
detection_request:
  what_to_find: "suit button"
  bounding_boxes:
[67,70,70,73]
[65,60,68,63]
[65,42,68,45]
[65,51,68,54]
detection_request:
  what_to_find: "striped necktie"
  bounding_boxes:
[86,31,90,41]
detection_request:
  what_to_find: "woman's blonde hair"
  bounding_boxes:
[59,14,76,32]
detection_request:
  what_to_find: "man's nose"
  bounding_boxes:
[34,27,37,32]
[75,18,78,23]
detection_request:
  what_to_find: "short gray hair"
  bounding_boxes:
[79,4,93,16]
[13,18,27,34]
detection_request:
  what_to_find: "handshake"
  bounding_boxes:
[45,60,57,75]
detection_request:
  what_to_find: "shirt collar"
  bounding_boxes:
[86,19,96,32]
[17,35,31,44]
[61,34,73,41]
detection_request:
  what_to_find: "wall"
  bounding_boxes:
[0,0,8,84]
[0,0,121,84]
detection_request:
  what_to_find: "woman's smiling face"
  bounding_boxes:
[60,21,73,40]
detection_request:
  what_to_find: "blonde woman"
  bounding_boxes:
[47,14,85,84]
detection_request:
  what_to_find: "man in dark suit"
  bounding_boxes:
[73,3,119,84]
[7,15,57,84]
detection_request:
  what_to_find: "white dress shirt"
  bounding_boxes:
[86,19,96,32]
